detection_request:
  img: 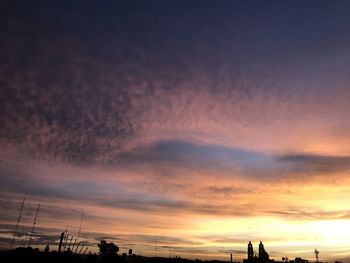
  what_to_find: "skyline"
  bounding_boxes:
[1,0,350,261]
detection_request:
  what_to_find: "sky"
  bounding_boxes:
[1,0,350,261]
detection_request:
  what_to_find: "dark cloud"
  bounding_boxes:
[218,249,246,255]
[125,140,350,180]
[171,248,209,255]
[277,154,350,175]
[2,1,350,167]
[96,194,256,217]
[136,235,202,246]
[207,186,253,197]
[97,196,190,213]
[0,173,76,200]
[94,236,126,242]
[212,238,251,244]
[0,224,64,242]
[124,140,269,167]
[267,209,350,220]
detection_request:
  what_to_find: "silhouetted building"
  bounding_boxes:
[248,241,254,260]
[244,241,273,263]
[258,241,269,262]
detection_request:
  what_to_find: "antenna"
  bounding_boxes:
[315,249,319,263]
[77,209,84,241]
[10,197,26,249]
[28,203,40,247]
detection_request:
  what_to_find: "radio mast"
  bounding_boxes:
[28,203,40,246]
[77,209,84,240]
[10,197,26,249]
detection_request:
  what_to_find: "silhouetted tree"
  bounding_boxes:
[98,240,119,262]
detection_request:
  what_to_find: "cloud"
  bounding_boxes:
[122,140,274,174]
[218,249,246,255]
[267,209,350,220]
[276,154,350,175]
[2,4,350,166]
[1,1,350,260]
[122,140,350,182]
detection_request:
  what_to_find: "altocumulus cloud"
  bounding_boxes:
[1,1,350,259]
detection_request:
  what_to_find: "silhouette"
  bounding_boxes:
[10,197,26,249]
[44,245,50,253]
[295,257,309,263]
[0,234,336,263]
[282,256,288,262]
[314,249,319,263]
[244,241,271,263]
[58,232,64,252]
[98,240,119,262]
[28,203,40,246]
[258,241,269,262]
[248,241,254,260]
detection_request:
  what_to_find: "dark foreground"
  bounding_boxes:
[0,247,229,263]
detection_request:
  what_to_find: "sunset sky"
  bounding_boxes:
[1,0,350,261]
